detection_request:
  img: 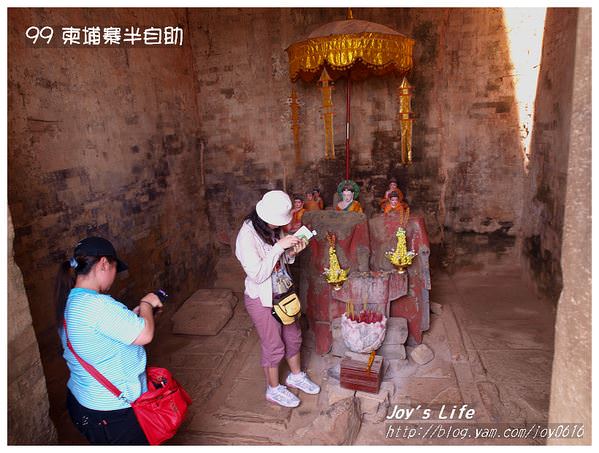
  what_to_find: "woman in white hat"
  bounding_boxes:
[235,190,321,407]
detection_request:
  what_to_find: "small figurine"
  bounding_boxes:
[312,187,324,210]
[383,190,409,214]
[336,180,363,213]
[304,191,321,211]
[284,194,306,233]
[380,178,399,208]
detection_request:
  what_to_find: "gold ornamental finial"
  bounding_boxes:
[347,8,354,20]
[385,227,416,273]
[323,232,349,290]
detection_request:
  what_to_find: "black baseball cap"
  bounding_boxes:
[74,236,128,273]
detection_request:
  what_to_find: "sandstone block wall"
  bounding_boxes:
[8,210,58,444]
[189,8,527,246]
[8,8,216,439]
[547,8,591,444]
[520,8,578,300]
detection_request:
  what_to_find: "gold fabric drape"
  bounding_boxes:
[287,32,414,83]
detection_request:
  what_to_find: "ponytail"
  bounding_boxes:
[54,254,115,327]
[55,260,76,327]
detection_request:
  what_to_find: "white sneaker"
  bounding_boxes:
[266,384,300,408]
[285,371,321,395]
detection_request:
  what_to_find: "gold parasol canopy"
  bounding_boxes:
[286,16,415,83]
[285,11,416,171]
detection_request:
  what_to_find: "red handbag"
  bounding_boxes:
[64,320,192,445]
[132,367,192,445]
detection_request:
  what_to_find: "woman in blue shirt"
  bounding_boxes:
[55,236,162,445]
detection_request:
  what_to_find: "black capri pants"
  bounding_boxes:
[66,389,148,445]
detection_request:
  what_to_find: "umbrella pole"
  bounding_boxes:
[345,78,351,180]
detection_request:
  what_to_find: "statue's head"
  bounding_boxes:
[337,179,360,201]
[342,185,355,202]
[292,194,304,209]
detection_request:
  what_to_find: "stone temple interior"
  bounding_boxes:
[7,7,591,446]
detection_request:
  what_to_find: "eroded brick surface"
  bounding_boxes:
[521,9,579,301]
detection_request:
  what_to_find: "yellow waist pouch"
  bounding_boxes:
[272,291,301,325]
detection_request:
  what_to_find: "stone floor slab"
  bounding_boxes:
[213,377,293,430]
[393,377,463,406]
[223,302,255,331]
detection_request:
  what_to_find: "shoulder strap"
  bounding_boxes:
[62,319,125,400]
[277,247,292,274]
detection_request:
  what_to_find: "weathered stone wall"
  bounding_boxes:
[189,8,525,247]
[8,209,58,444]
[431,8,525,238]
[8,8,216,437]
[520,8,578,301]
[547,8,591,444]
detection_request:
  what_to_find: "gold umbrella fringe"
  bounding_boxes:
[287,32,414,82]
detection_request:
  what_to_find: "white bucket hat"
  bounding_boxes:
[256,190,292,226]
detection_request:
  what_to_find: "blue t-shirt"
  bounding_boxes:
[60,288,147,410]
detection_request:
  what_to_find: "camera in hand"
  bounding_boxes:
[153,289,169,303]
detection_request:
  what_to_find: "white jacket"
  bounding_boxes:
[235,220,295,307]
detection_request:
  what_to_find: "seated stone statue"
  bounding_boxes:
[335,180,363,213]
[383,191,409,215]
[304,190,321,211]
[312,187,324,210]
[284,194,306,233]
[380,178,399,208]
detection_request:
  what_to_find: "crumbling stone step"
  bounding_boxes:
[213,376,293,431]
[174,430,283,445]
[213,410,290,431]
[172,289,237,335]
[293,397,362,445]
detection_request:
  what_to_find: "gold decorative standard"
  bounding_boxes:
[289,87,301,164]
[397,77,415,164]
[323,232,349,290]
[385,227,416,273]
[319,68,335,159]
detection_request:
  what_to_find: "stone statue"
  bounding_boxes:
[383,191,409,215]
[304,190,321,211]
[284,194,306,233]
[380,177,399,208]
[336,180,363,213]
[312,187,324,210]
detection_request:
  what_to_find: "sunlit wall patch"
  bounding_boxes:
[503,8,546,172]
